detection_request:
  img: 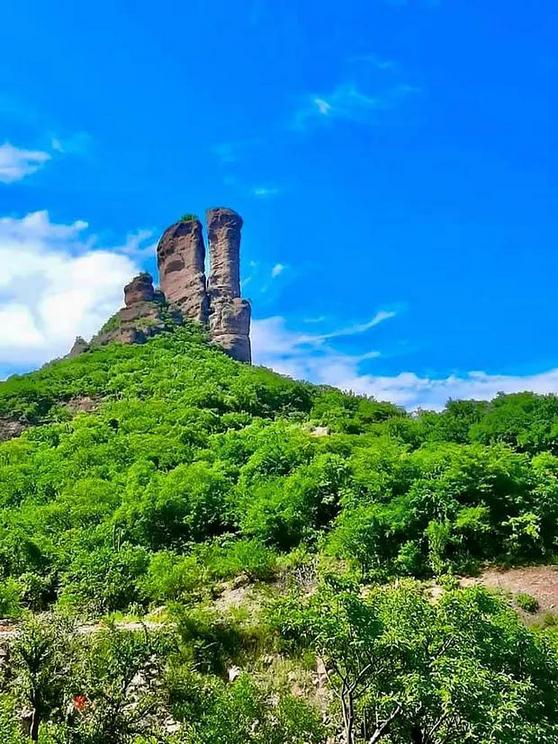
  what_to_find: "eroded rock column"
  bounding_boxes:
[206,207,251,363]
[156,218,209,323]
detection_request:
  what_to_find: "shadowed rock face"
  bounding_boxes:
[124,272,155,306]
[206,208,251,363]
[156,219,209,323]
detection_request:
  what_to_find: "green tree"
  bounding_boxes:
[4,614,76,741]
[273,579,558,743]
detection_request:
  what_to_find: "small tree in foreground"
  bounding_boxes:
[273,579,558,743]
[4,613,76,741]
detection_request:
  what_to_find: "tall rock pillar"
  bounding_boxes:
[206,207,251,363]
[156,218,209,323]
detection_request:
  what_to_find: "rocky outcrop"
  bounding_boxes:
[206,208,251,363]
[68,336,90,357]
[156,218,209,324]
[70,209,251,363]
[124,272,155,306]
[89,273,180,348]
[0,417,27,442]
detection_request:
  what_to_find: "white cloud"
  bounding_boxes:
[314,98,332,115]
[0,210,142,371]
[0,142,51,183]
[293,82,418,130]
[251,315,380,385]
[251,315,558,411]
[116,228,156,258]
[271,263,286,278]
[304,315,327,324]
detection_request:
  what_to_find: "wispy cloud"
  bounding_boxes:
[212,139,261,164]
[0,142,51,183]
[251,315,558,411]
[271,263,286,278]
[252,310,394,357]
[212,142,240,164]
[292,82,419,130]
[116,228,156,259]
[50,131,92,156]
[316,310,397,341]
[252,185,280,198]
[350,53,396,70]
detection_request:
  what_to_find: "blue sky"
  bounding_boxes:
[1,0,557,408]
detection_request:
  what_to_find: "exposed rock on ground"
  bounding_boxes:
[68,336,90,357]
[0,417,27,442]
[124,271,156,305]
[461,564,558,619]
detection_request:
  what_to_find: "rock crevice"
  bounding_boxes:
[155,209,251,363]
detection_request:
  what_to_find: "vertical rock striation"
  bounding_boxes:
[156,218,209,323]
[206,208,251,363]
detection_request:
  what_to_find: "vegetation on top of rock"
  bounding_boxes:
[179,213,199,223]
[97,312,122,335]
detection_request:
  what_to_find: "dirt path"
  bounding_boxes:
[0,618,164,642]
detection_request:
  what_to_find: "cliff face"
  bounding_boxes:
[155,209,251,363]
[206,208,251,363]
[156,219,209,324]
[71,208,251,363]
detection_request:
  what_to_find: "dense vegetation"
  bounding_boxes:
[1,325,558,741]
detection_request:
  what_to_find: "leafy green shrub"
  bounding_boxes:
[0,578,22,618]
[58,545,150,615]
[204,538,277,581]
[143,552,207,604]
[515,592,540,613]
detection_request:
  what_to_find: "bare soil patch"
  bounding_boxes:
[462,564,558,616]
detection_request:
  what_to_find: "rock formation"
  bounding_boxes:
[89,273,179,348]
[154,209,251,363]
[206,208,251,363]
[156,218,209,324]
[70,208,251,363]
[68,336,90,357]
[124,271,155,305]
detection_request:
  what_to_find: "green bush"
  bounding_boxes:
[0,578,22,618]
[515,592,540,613]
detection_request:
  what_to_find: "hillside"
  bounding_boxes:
[1,327,558,742]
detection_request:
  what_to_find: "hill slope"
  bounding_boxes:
[1,328,558,742]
